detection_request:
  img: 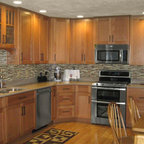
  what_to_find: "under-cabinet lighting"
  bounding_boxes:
[142,12,144,15]
[13,0,22,5]
[39,10,47,13]
[77,15,84,18]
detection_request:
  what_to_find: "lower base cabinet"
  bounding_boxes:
[0,109,4,144]
[52,85,91,123]
[75,86,91,122]
[5,91,36,143]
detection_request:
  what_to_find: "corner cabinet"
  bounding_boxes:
[48,18,70,64]
[70,19,94,64]
[94,16,130,44]
[5,91,36,143]
[0,5,16,49]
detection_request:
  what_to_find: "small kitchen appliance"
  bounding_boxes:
[91,70,131,126]
[54,67,61,82]
[63,69,80,81]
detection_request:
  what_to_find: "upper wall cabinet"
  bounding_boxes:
[19,9,48,64]
[94,16,130,44]
[19,9,33,64]
[48,18,70,64]
[70,19,94,64]
[32,14,48,64]
[130,16,144,65]
[0,5,16,49]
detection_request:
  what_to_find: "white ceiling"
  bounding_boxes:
[0,0,144,18]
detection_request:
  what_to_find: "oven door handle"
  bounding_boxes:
[91,100,126,105]
[92,87,126,91]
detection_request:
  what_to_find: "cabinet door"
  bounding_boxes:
[21,100,35,135]
[111,16,129,44]
[20,10,33,64]
[40,16,48,63]
[85,19,95,64]
[0,109,4,144]
[32,14,40,64]
[5,7,15,48]
[5,104,21,143]
[48,18,70,64]
[33,15,48,64]
[97,18,110,44]
[70,20,86,64]
[127,87,144,127]
[130,16,144,65]
[54,18,70,64]
[75,92,91,120]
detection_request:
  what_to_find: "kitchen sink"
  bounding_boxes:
[0,87,25,94]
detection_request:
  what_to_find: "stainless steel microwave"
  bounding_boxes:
[95,44,129,64]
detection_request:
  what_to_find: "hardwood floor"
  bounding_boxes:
[11,122,133,144]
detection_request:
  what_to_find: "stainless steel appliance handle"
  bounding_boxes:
[92,87,126,91]
[91,100,126,105]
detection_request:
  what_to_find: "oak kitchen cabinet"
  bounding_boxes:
[70,19,94,64]
[130,16,144,65]
[19,9,48,64]
[48,18,70,64]
[51,86,56,121]
[94,16,130,44]
[55,85,75,121]
[19,9,33,64]
[0,97,5,144]
[127,87,144,127]
[5,91,36,143]
[75,85,91,122]
[32,14,48,64]
[0,5,16,49]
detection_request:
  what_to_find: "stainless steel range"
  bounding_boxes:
[91,70,131,125]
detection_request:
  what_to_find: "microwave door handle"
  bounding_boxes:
[92,87,126,91]
[91,100,126,105]
[120,50,123,63]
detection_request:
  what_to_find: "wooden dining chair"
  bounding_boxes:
[128,97,141,127]
[108,103,134,144]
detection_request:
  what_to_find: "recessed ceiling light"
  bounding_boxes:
[77,15,84,18]
[39,10,47,13]
[13,0,22,5]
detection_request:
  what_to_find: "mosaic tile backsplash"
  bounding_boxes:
[0,63,144,84]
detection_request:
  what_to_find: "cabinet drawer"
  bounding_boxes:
[0,98,3,109]
[57,106,74,118]
[8,91,35,106]
[57,93,75,106]
[76,85,91,93]
[56,85,75,93]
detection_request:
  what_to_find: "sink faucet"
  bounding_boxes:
[0,76,4,88]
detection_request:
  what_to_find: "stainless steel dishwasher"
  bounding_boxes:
[36,87,51,130]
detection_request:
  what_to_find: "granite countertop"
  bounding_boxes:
[0,81,93,98]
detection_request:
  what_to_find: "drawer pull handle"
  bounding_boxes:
[19,96,26,99]
[62,111,70,113]
[63,88,70,90]
[138,97,144,99]
[62,98,70,100]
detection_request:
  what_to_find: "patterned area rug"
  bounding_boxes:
[24,128,78,144]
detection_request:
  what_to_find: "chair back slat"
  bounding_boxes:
[128,97,141,127]
[108,103,127,144]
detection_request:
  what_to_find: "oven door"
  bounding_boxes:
[91,87,126,125]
